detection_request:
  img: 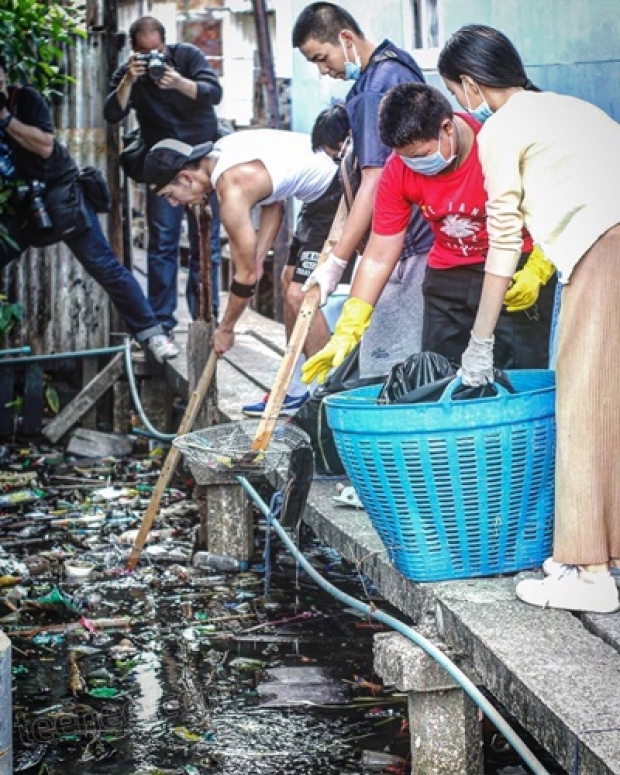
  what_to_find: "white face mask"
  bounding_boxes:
[339,35,361,80]
[398,129,456,176]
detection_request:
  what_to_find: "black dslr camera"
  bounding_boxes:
[17,180,52,232]
[136,50,166,82]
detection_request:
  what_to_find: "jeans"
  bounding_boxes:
[187,190,221,321]
[146,185,191,332]
[1,200,162,342]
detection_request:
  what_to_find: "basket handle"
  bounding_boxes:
[439,376,511,402]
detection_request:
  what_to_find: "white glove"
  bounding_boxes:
[459,332,495,386]
[301,254,348,307]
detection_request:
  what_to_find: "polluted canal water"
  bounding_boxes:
[3,445,411,774]
[1,443,566,774]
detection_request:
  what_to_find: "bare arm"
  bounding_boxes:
[349,229,406,306]
[212,166,274,355]
[109,55,143,114]
[332,166,381,260]
[1,109,53,158]
[471,272,513,339]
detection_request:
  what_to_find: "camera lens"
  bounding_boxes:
[26,181,52,231]
[147,56,165,82]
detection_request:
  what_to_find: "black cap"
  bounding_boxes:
[143,138,214,191]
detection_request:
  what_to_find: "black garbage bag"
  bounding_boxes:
[291,343,386,475]
[378,351,515,405]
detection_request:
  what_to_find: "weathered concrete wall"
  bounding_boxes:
[0,631,12,775]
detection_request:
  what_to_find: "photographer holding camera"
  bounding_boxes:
[0,56,178,363]
[104,16,223,338]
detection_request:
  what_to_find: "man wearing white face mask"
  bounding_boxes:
[301,83,556,383]
[292,3,434,378]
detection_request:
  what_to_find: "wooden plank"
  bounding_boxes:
[22,364,44,435]
[81,357,99,430]
[65,428,134,458]
[0,366,15,438]
[43,352,125,443]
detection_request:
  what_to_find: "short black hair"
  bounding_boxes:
[438,24,538,91]
[292,2,363,48]
[379,83,454,148]
[129,16,166,50]
[311,103,350,151]
[0,56,6,73]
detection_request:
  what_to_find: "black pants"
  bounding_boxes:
[421,257,557,370]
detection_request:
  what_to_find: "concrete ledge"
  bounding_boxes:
[163,304,620,775]
[374,631,466,693]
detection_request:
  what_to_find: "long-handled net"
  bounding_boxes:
[173,420,311,479]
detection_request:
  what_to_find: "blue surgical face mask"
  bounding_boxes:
[340,36,361,81]
[398,129,456,176]
[462,80,493,123]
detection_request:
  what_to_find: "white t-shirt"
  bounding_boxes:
[211,128,337,205]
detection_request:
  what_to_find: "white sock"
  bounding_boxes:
[287,355,307,397]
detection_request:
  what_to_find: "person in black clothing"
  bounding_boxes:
[104,16,223,336]
[0,57,177,363]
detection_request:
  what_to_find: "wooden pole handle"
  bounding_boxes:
[250,196,349,452]
[127,350,218,569]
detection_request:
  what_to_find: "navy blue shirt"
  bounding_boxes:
[345,40,433,257]
[104,43,222,148]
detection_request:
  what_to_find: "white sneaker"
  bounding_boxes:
[146,334,180,363]
[516,566,620,614]
[333,484,363,508]
[543,557,620,587]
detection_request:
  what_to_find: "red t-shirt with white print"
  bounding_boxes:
[373,112,532,269]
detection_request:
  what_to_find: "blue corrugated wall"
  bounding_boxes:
[443,0,620,119]
[291,0,620,128]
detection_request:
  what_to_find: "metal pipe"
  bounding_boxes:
[0,347,31,357]
[237,475,553,775]
[123,338,175,442]
[0,344,126,367]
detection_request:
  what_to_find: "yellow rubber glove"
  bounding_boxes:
[301,298,374,385]
[503,246,555,312]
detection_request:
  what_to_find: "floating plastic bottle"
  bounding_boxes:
[192,551,248,572]
[360,750,407,771]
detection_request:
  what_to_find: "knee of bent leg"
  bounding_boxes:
[286,280,305,315]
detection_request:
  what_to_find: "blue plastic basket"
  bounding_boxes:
[324,370,556,582]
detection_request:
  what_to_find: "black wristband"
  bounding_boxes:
[0,113,12,130]
[230,279,257,298]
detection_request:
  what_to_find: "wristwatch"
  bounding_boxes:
[0,113,13,130]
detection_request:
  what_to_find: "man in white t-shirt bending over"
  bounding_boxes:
[143,129,338,357]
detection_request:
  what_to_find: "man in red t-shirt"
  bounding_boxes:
[302,82,556,383]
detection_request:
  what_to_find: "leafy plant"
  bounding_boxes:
[0,293,23,333]
[44,380,59,414]
[5,395,23,415]
[0,0,86,98]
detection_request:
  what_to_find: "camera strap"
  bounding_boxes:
[8,85,20,114]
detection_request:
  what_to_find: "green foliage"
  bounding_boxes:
[0,294,23,334]
[5,395,23,415]
[45,382,60,414]
[0,0,86,98]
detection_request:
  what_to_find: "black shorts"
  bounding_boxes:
[288,173,355,284]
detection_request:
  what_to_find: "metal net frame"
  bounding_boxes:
[173,420,311,478]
